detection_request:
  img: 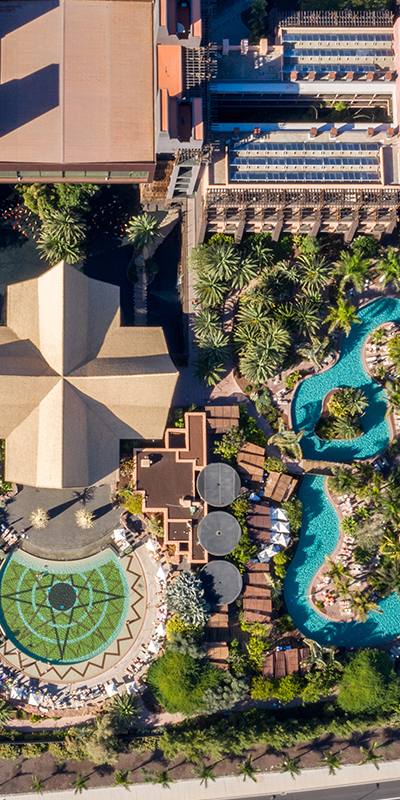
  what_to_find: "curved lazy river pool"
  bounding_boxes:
[285,297,400,645]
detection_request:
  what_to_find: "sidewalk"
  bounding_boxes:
[6,759,400,800]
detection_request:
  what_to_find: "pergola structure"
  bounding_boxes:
[0,262,177,488]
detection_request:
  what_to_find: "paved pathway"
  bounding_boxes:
[5,760,400,799]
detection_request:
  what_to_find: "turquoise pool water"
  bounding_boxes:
[291,296,400,460]
[285,297,400,645]
[284,475,400,646]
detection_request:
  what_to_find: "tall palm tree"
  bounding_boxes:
[370,561,400,598]
[268,420,305,460]
[107,693,139,731]
[113,769,132,790]
[0,699,13,723]
[280,754,301,779]
[388,334,400,370]
[301,638,343,672]
[325,555,349,587]
[126,212,160,253]
[38,226,85,265]
[325,298,361,337]
[203,239,240,282]
[31,777,44,795]
[293,296,321,337]
[348,589,383,623]
[319,749,342,776]
[376,247,400,289]
[328,465,358,496]
[194,273,227,308]
[332,416,361,440]
[195,351,225,387]
[385,379,400,417]
[193,763,217,788]
[297,253,331,293]
[372,327,388,345]
[333,251,371,292]
[236,300,272,329]
[141,768,175,789]
[340,387,368,416]
[242,235,273,270]
[231,255,259,289]
[237,755,258,782]
[192,309,221,340]
[297,335,332,372]
[379,533,400,558]
[198,328,230,361]
[359,741,383,769]
[239,324,290,384]
[71,773,90,794]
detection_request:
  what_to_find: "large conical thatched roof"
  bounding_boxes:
[0,262,177,488]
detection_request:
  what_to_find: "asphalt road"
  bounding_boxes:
[232,779,400,800]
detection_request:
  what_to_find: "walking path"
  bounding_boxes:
[6,759,400,800]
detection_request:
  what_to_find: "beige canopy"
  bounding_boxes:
[0,262,177,488]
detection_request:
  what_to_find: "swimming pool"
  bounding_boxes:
[291,297,400,461]
[285,297,400,645]
[284,475,400,646]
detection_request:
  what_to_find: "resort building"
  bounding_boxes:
[0,0,205,185]
[197,8,400,242]
[0,262,177,488]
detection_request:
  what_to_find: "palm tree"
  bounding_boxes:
[280,754,301,779]
[107,693,139,731]
[126,212,160,253]
[71,773,90,794]
[319,749,342,775]
[385,379,400,418]
[370,561,400,598]
[376,247,400,289]
[237,755,259,782]
[348,589,383,623]
[239,337,286,384]
[293,296,321,337]
[31,777,44,795]
[198,328,230,361]
[113,770,132,790]
[0,699,13,723]
[38,229,84,266]
[268,420,305,460]
[372,327,387,345]
[332,416,361,440]
[301,638,342,672]
[379,533,400,558]
[341,387,368,416]
[202,238,240,282]
[38,209,86,266]
[192,309,221,340]
[193,763,216,788]
[236,300,272,329]
[297,253,331,293]
[29,508,50,530]
[194,273,227,308]
[242,235,273,269]
[325,555,349,587]
[359,741,383,770]
[231,255,259,289]
[195,350,225,387]
[333,251,371,292]
[325,298,361,337]
[298,335,332,372]
[328,465,358,496]
[388,334,400,370]
[141,768,175,789]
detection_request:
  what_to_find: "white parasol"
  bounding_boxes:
[270,508,288,522]
[270,532,291,547]
[105,681,118,697]
[148,639,161,655]
[271,520,290,533]
[157,565,169,583]
[145,538,159,552]
[264,544,280,558]
[156,622,166,637]
[257,549,270,563]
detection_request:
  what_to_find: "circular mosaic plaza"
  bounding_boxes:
[0,550,147,682]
